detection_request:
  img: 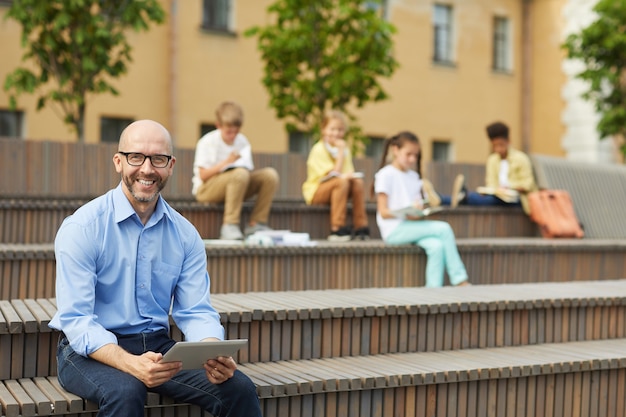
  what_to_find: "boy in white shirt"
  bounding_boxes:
[192,101,279,239]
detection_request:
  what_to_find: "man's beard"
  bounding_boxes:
[123,174,167,203]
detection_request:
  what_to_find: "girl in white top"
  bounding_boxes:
[374,131,469,287]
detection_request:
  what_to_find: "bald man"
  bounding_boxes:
[49,120,262,417]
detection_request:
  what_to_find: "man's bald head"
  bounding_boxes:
[119,120,173,154]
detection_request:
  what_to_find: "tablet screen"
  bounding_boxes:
[161,339,248,370]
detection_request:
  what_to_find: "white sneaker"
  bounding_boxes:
[220,224,244,240]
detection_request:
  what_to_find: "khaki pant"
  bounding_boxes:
[311,177,368,231]
[195,167,279,225]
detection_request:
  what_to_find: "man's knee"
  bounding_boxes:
[100,375,147,405]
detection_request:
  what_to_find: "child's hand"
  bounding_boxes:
[405,214,423,221]
[226,151,240,164]
[333,139,347,150]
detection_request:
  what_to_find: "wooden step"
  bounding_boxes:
[2,280,626,380]
[1,238,625,299]
[1,338,625,417]
[0,198,536,243]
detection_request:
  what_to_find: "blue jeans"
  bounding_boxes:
[441,192,522,207]
[56,330,261,417]
[386,220,468,287]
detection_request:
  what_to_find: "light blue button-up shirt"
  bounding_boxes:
[49,184,224,356]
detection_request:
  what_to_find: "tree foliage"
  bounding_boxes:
[563,0,626,157]
[4,0,165,141]
[245,0,398,144]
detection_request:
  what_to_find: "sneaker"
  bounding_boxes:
[220,223,244,240]
[328,226,353,242]
[354,227,370,241]
[450,174,466,209]
[421,179,442,207]
[244,223,272,236]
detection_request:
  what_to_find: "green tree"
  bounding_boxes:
[245,0,398,146]
[4,0,165,141]
[563,0,626,157]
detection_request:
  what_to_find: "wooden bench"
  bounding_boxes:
[0,139,487,203]
[0,197,536,243]
[3,280,626,380]
[2,280,626,416]
[1,338,625,416]
[2,238,626,299]
[531,154,626,239]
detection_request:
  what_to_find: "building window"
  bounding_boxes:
[493,16,512,72]
[432,140,451,162]
[365,136,385,160]
[0,110,24,138]
[288,131,314,155]
[100,117,134,143]
[433,4,454,64]
[202,0,231,32]
[364,0,389,20]
[200,123,217,138]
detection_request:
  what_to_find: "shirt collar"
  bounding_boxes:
[112,183,170,226]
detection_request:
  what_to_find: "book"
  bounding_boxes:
[220,145,253,172]
[476,186,520,203]
[320,171,364,183]
[391,205,444,219]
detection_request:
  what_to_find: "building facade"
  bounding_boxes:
[0,0,612,163]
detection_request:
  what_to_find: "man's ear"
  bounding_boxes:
[113,153,123,173]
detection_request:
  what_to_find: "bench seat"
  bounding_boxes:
[0,197,536,243]
[1,338,625,416]
[3,280,626,380]
[1,238,626,299]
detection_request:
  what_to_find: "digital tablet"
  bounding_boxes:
[161,339,248,370]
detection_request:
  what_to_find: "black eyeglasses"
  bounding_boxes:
[118,152,172,168]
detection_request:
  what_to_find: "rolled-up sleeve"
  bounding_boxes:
[50,221,118,356]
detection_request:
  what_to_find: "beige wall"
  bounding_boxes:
[355,0,524,164]
[0,0,567,163]
[529,0,567,157]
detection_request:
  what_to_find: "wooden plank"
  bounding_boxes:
[35,299,57,323]
[17,378,52,415]
[46,377,84,413]
[4,379,35,416]
[22,299,51,331]
[0,300,22,334]
[32,377,68,414]
[0,381,20,417]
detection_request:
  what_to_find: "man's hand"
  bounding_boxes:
[90,344,182,388]
[136,351,182,387]
[204,356,237,385]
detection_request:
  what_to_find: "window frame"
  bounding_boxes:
[432,140,452,162]
[100,116,134,144]
[433,4,455,65]
[364,0,390,20]
[492,15,512,73]
[0,109,24,139]
[288,130,314,155]
[201,0,233,34]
